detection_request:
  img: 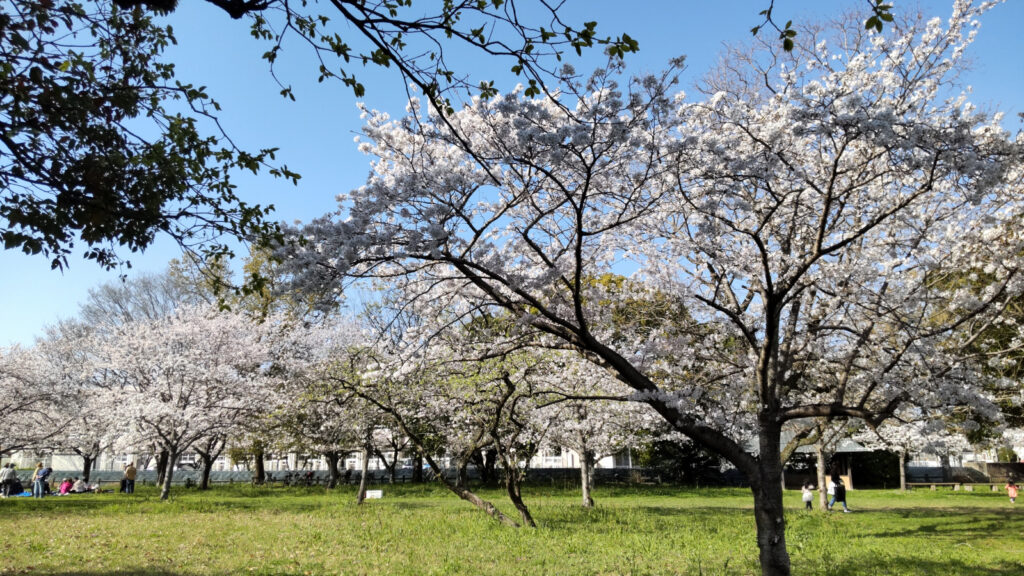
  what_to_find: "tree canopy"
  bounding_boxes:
[276,2,1024,574]
[1,0,637,272]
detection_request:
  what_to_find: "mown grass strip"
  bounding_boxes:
[1,484,1021,575]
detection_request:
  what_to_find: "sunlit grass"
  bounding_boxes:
[1,483,1021,575]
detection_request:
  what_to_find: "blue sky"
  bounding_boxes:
[2,0,1022,346]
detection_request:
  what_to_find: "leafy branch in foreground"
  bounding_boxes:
[1,1,296,270]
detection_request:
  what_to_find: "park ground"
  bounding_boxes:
[1,484,1021,575]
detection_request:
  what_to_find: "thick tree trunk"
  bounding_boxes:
[455,457,469,489]
[580,450,595,508]
[751,422,791,576]
[815,442,828,511]
[325,451,340,489]
[156,449,169,487]
[356,439,370,505]
[159,448,177,501]
[199,453,214,490]
[254,449,266,484]
[195,437,225,491]
[899,450,907,492]
[505,474,536,527]
[940,452,952,482]
[81,455,94,483]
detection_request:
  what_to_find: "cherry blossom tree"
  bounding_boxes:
[96,304,284,500]
[326,310,560,525]
[272,373,377,490]
[32,320,118,482]
[277,2,1024,573]
[543,358,657,508]
[0,344,62,457]
[865,413,976,479]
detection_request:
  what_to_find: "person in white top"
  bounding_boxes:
[0,463,16,497]
[71,477,89,493]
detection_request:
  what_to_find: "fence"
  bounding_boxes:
[8,467,667,487]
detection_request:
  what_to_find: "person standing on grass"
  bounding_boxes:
[801,480,815,511]
[123,462,137,494]
[31,462,51,499]
[1006,480,1018,504]
[828,467,851,513]
[0,463,16,498]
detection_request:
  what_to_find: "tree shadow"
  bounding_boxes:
[851,508,1018,540]
[387,500,440,511]
[22,565,192,569]
[818,555,1024,576]
[26,570,322,576]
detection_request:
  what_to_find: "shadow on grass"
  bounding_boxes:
[387,500,441,511]
[25,565,315,569]
[19,571,192,576]
[0,490,354,517]
[822,556,1024,576]
[25,557,1024,576]
[849,507,1019,540]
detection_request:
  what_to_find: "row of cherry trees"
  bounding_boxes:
[0,263,660,513]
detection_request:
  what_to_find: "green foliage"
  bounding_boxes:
[865,2,895,33]
[995,446,1018,463]
[193,0,639,111]
[634,439,724,484]
[0,1,295,270]
[929,265,1024,441]
[752,0,894,52]
[851,450,900,489]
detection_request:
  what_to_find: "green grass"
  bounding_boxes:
[1,484,1022,575]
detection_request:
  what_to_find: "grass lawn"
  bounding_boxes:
[1,483,1021,575]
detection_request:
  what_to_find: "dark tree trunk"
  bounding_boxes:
[159,448,178,501]
[580,450,595,508]
[482,448,498,486]
[199,453,214,490]
[81,454,94,483]
[412,452,424,483]
[355,397,520,525]
[324,451,341,489]
[503,470,536,527]
[424,453,519,527]
[815,442,828,511]
[254,449,266,484]
[751,421,791,576]
[373,448,398,484]
[194,437,225,491]
[156,449,169,487]
[455,457,470,489]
